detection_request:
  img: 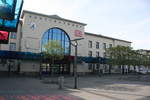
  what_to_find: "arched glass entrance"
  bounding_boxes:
[41,28,70,55]
[41,28,71,75]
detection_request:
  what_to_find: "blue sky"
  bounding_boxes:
[23,0,150,50]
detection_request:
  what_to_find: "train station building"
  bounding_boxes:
[0,10,131,75]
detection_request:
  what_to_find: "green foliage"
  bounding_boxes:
[106,46,150,68]
[43,40,64,60]
[106,45,133,66]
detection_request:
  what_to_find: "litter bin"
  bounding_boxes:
[58,76,64,89]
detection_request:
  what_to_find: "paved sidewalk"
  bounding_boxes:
[64,75,150,100]
[0,75,150,100]
[0,77,84,100]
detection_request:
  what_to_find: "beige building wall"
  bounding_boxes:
[0,10,132,74]
[114,40,131,47]
[84,33,131,57]
[0,22,22,51]
[21,11,86,56]
[20,61,40,72]
[84,34,113,57]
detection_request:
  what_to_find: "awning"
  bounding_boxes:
[0,50,41,60]
[0,50,108,64]
[82,57,108,64]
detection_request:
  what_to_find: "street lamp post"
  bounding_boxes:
[71,38,84,89]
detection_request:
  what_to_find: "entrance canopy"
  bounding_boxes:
[0,50,108,64]
[0,50,41,60]
[82,57,108,64]
[0,50,74,63]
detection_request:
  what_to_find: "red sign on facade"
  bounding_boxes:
[74,30,83,37]
[0,30,9,44]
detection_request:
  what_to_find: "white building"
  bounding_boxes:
[0,10,131,75]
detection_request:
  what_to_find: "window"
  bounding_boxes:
[34,16,37,19]
[96,51,100,57]
[96,42,99,49]
[41,28,70,55]
[96,64,99,70]
[88,63,92,70]
[9,43,16,51]
[88,51,92,57]
[109,44,112,48]
[103,52,106,58]
[10,32,17,39]
[103,43,106,50]
[88,41,92,48]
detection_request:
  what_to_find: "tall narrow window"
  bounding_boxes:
[103,52,106,58]
[109,44,112,48]
[9,43,16,51]
[88,63,92,70]
[10,32,17,39]
[103,43,106,50]
[88,41,92,48]
[88,51,92,57]
[96,51,100,57]
[96,42,99,49]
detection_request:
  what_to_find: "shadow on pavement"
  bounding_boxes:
[136,96,150,100]
[0,77,85,100]
[0,74,150,100]
[63,74,150,100]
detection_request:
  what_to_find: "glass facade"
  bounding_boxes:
[0,0,16,20]
[0,0,23,32]
[41,28,70,55]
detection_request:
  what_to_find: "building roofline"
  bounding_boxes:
[85,32,132,43]
[21,10,87,26]
[138,49,150,52]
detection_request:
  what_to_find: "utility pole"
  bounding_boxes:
[74,40,77,89]
[71,38,84,89]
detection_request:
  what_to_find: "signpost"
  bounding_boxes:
[0,30,9,44]
[74,30,83,37]
[71,38,84,89]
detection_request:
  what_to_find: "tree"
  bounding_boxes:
[106,46,150,74]
[42,40,64,75]
[106,46,133,74]
[43,40,64,60]
[136,49,150,73]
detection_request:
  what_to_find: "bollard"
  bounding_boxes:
[58,76,64,89]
